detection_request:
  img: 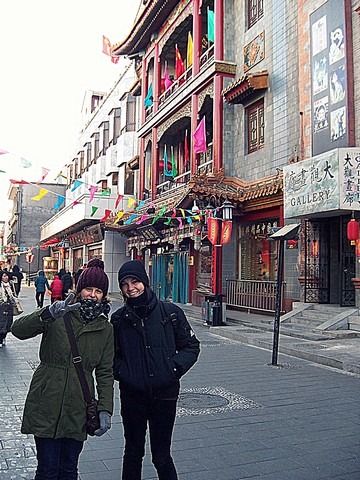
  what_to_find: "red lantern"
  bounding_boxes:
[347,218,359,245]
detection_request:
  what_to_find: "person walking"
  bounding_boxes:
[11,265,24,296]
[111,260,200,480]
[0,270,17,347]
[34,270,50,308]
[61,268,74,299]
[11,258,114,480]
[49,274,63,304]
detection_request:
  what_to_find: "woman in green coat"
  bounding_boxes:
[12,258,114,480]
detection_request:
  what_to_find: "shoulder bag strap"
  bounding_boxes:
[63,313,92,404]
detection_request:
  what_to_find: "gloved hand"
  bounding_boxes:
[94,411,112,437]
[48,293,80,320]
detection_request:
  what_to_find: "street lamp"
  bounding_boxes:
[269,223,300,365]
[206,197,234,326]
[25,251,35,286]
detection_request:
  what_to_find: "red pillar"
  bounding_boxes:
[191,94,199,174]
[141,57,147,125]
[153,43,160,114]
[192,0,201,76]
[214,0,224,61]
[139,137,145,198]
[151,129,158,200]
[213,74,223,170]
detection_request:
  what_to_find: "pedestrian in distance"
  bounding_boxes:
[11,258,114,480]
[11,264,24,296]
[0,270,17,347]
[49,274,63,304]
[34,270,50,308]
[111,259,200,480]
[61,268,74,299]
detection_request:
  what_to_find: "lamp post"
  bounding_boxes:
[269,224,300,365]
[25,251,35,286]
[206,198,234,326]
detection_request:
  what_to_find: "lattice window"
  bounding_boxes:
[248,0,264,28]
[247,99,264,153]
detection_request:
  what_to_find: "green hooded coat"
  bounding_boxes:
[11,307,114,441]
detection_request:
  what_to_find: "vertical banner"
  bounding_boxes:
[207,217,220,245]
[220,221,233,245]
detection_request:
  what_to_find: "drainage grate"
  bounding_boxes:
[177,386,261,416]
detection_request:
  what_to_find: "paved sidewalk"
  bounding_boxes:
[1,286,359,479]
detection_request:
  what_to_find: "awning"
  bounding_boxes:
[222,71,268,104]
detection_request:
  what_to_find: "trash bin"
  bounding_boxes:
[204,294,216,325]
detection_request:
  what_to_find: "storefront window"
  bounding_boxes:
[239,219,278,281]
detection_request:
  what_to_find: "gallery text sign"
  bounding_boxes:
[284,148,360,218]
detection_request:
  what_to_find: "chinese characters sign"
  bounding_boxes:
[284,148,360,218]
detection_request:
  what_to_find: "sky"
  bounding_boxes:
[0,0,142,219]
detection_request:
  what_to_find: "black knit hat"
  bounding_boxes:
[118,260,150,288]
[76,258,109,296]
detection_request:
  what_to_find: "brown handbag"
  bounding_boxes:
[63,313,100,436]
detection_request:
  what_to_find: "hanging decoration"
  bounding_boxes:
[31,188,49,201]
[89,185,98,202]
[100,209,112,222]
[91,206,99,217]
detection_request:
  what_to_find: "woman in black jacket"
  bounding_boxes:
[111,260,200,480]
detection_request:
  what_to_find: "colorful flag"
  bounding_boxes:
[193,117,207,153]
[163,145,172,176]
[100,209,112,222]
[36,167,50,184]
[89,185,98,203]
[10,179,29,184]
[127,197,136,208]
[91,206,99,217]
[115,194,124,209]
[208,8,215,43]
[144,83,153,107]
[184,129,189,166]
[164,64,173,90]
[175,45,185,79]
[20,157,32,168]
[171,146,178,178]
[187,32,193,68]
[31,188,48,201]
[99,189,111,197]
[102,35,112,55]
[114,210,124,224]
[71,180,83,191]
[53,196,65,210]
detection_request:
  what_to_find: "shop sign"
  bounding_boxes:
[284,148,360,218]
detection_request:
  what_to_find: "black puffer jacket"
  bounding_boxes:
[111,292,200,399]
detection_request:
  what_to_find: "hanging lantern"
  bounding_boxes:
[347,218,359,245]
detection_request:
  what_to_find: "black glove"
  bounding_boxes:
[48,293,80,320]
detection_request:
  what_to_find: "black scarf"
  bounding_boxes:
[79,298,110,323]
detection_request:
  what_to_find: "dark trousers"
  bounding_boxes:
[36,291,45,308]
[34,436,84,480]
[120,392,178,480]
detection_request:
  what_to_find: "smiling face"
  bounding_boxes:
[80,286,104,302]
[120,277,145,299]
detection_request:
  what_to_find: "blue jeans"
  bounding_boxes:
[34,436,84,480]
[120,392,178,480]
